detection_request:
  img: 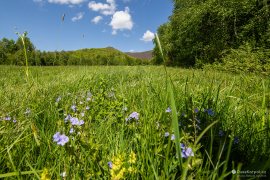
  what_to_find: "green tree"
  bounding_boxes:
[154,0,270,67]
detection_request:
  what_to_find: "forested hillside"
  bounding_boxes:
[153,0,270,74]
[0,37,146,66]
[126,50,153,60]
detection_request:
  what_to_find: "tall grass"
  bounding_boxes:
[0,65,269,179]
[16,32,30,81]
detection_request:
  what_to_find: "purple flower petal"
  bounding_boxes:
[69,128,74,134]
[53,132,61,142]
[165,132,170,137]
[171,134,175,141]
[180,143,185,149]
[126,112,139,121]
[108,161,113,169]
[166,107,172,113]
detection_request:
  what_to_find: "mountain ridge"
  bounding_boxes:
[125,50,153,60]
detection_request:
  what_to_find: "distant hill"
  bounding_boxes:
[0,36,150,66]
[66,47,144,65]
[125,50,153,60]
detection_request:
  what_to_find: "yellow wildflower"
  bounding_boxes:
[128,151,136,164]
[111,154,124,171]
[40,168,50,180]
[110,154,126,180]
[128,166,137,173]
[113,167,126,180]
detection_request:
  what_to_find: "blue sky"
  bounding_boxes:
[0,0,173,52]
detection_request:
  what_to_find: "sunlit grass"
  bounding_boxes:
[0,65,269,179]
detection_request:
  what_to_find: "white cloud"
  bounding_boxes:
[140,30,155,42]
[91,16,103,24]
[48,0,85,4]
[88,0,116,16]
[109,7,133,35]
[71,12,84,22]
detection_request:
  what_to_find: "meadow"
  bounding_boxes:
[0,65,269,179]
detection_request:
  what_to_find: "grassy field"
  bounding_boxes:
[0,65,269,179]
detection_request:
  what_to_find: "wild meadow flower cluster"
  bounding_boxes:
[1,67,269,179]
[0,86,243,179]
[0,108,31,123]
[36,85,147,179]
[40,83,226,179]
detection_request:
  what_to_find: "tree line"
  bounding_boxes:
[153,0,270,73]
[0,36,147,66]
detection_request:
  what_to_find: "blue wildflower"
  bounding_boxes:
[70,117,79,125]
[166,107,172,113]
[5,116,11,121]
[207,109,214,116]
[79,120,84,125]
[57,135,69,146]
[194,108,199,113]
[86,97,91,101]
[53,132,69,146]
[108,161,113,169]
[70,117,78,125]
[165,132,170,137]
[171,134,175,140]
[64,114,71,123]
[234,137,239,144]
[180,143,185,149]
[70,117,84,126]
[71,105,77,112]
[219,130,224,137]
[69,128,74,134]
[205,109,214,116]
[182,147,194,158]
[13,119,17,123]
[180,143,194,158]
[126,112,139,121]
[53,132,61,142]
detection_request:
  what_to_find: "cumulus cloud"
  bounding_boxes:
[71,12,84,22]
[48,0,85,4]
[91,16,103,24]
[140,30,155,42]
[88,0,116,16]
[109,7,133,35]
